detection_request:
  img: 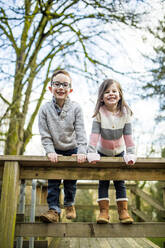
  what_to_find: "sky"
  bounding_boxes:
[0,0,164,157]
[25,0,165,157]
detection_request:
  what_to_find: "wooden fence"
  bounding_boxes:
[0,155,165,248]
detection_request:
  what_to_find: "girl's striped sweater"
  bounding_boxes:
[88,105,135,156]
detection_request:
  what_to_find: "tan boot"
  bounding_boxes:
[117,200,133,224]
[65,205,76,219]
[40,209,60,223]
[97,200,109,224]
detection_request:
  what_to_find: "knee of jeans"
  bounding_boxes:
[64,180,77,188]
[48,180,61,187]
[99,180,110,187]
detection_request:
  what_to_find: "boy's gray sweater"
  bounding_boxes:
[38,98,87,154]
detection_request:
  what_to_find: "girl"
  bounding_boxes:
[87,79,136,224]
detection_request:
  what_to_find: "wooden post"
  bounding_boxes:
[163,186,165,208]
[16,179,26,248]
[29,179,37,248]
[0,161,20,248]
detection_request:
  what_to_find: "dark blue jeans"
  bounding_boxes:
[98,151,127,202]
[47,148,77,214]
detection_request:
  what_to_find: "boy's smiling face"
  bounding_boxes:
[49,73,72,106]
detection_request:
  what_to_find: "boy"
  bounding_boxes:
[38,69,87,223]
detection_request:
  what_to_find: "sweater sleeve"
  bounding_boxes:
[74,104,87,154]
[123,113,135,154]
[88,113,101,153]
[38,106,56,154]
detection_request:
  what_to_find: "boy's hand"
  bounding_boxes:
[72,154,86,163]
[123,154,137,166]
[47,153,61,163]
[76,154,87,163]
[87,153,100,164]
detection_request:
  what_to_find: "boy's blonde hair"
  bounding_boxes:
[51,69,72,87]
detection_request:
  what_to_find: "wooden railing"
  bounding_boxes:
[0,155,165,248]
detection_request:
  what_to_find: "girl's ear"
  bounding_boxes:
[69,88,73,93]
[48,86,52,93]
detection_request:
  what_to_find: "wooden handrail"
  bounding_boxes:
[0,155,165,180]
[0,155,165,168]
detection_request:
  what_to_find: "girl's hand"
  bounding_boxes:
[72,154,86,163]
[87,153,100,164]
[123,154,137,165]
[47,153,61,163]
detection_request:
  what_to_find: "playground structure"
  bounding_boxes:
[0,155,165,248]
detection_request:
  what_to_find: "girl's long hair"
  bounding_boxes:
[93,79,133,117]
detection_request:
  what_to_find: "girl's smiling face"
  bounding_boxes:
[103,83,121,110]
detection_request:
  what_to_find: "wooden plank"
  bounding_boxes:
[0,166,3,178]
[107,238,124,248]
[58,238,70,248]
[125,238,142,248]
[131,208,151,222]
[48,238,61,248]
[131,187,165,212]
[15,222,165,238]
[96,238,112,248]
[20,167,165,180]
[0,155,165,168]
[45,237,163,248]
[134,238,160,248]
[108,238,160,248]
[16,213,25,222]
[68,238,80,248]
[0,161,20,248]
[80,238,90,248]
[109,238,129,248]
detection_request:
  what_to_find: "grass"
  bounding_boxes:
[148,238,165,248]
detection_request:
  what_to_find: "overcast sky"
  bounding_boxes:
[0,0,164,157]
[25,0,165,157]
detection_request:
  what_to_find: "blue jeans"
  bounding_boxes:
[98,151,127,202]
[47,148,77,214]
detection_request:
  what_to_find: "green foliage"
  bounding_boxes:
[161,147,165,158]
[149,182,164,221]
[148,238,165,248]
[142,13,165,120]
[73,189,96,222]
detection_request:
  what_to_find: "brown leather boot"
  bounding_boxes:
[97,200,109,224]
[40,209,60,223]
[117,200,133,224]
[65,205,76,219]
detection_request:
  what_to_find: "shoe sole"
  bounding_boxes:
[40,215,58,223]
[120,219,133,224]
[97,218,109,224]
[66,215,76,220]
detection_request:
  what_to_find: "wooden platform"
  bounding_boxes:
[48,237,160,248]
[1,155,165,248]
[15,222,165,238]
